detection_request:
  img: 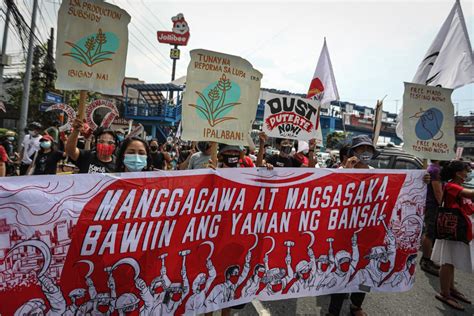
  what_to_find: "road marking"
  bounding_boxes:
[252,299,271,316]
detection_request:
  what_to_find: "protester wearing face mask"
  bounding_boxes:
[66,119,117,174]
[177,143,196,170]
[0,144,7,177]
[328,135,378,316]
[116,137,151,172]
[218,144,244,168]
[257,132,317,168]
[188,141,212,170]
[27,135,66,175]
[431,161,473,311]
[19,122,42,175]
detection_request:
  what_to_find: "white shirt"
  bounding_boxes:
[21,134,40,164]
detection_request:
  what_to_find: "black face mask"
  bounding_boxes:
[197,142,210,153]
[222,154,239,167]
[280,146,292,155]
[150,146,158,152]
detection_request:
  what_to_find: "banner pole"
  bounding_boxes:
[423,158,428,169]
[210,141,218,167]
[77,90,88,120]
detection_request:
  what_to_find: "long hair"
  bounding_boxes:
[115,137,152,172]
[440,160,470,182]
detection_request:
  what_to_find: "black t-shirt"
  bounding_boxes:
[33,150,64,175]
[178,150,192,164]
[266,154,302,168]
[150,152,165,170]
[73,149,116,174]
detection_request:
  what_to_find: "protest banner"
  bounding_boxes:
[85,99,119,130]
[262,92,323,145]
[55,0,131,96]
[0,168,426,315]
[45,103,77,132]
[181,49,262,146]
[402,82,456,160]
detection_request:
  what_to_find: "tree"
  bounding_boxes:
[326,131,350,149]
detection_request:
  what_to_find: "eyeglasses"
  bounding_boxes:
[98,140,115,145]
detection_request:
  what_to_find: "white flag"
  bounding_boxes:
[412,0,473,89]
[397,0,473,140]
[307,38,339,109]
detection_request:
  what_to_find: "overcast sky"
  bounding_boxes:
[2,0,473,114]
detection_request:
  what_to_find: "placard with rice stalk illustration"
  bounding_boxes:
[55,0,130,95]
[182,49,262,146]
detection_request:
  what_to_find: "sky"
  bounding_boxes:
[2,0,473,115]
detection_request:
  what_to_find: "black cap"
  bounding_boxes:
[350,135,379,158]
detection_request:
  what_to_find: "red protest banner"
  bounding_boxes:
[0,169,426,315]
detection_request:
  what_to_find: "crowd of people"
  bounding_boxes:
[0,119,473,315]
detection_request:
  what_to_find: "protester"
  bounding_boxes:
[420,160,443,276]
[27,135,66,175]
[0,144,7,177]
[432,160,473,311]
[239,147,255,167]
[178,142,196,170]
[149,139,167,170]
[327,134,379,316]
[0,131,17,176]
[333,144,350,168]
[257,132,317,168]
[116,137,151,172]
[188,141,212,169]
[66,118,116,174]
[19,122,42,175]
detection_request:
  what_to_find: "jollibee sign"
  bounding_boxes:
[157,13,190,46]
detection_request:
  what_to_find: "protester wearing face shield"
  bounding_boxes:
[257,132,317,168]
[19,122,42,175]
[188,141,212,169]
[28,135,66,175]
[116,137,151,172]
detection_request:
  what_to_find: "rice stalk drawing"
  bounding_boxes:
[63,29,115,67]
[189,74,241,127]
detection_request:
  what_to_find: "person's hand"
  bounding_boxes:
[245,251,251,264]
[265,163,274,170]
[264,254,269,265]
[259,132,268,144]
[285,254,291,265]
[309,138,316,150]
[107,275,115,289]
[308,248,314,258]
[72,118,84,132]
[135,278,147,291]
[85,277,94,287]
[344,156,359,169]
[208,159,217,170]
[351,233,358,246]
[423,173,431,184]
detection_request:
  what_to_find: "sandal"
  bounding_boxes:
[350,305,368,316]
[450,289,472,304]
[435,293,465,311]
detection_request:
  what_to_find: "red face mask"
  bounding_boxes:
[229,275,239,284]
[199,282,206,291]
[271,282,283,293]
[154,285,164,294]
[257,270,265,278]
[301,271,311,280]
[339,261,350,273]
[379,260,391,273]
[408,263,416,275]
[171,292,182,302]
[96,143,115,157]
[97,304,110,313]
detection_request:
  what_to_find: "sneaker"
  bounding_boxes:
[420,257,439,277]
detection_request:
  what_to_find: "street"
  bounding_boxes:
[221,253,474,316]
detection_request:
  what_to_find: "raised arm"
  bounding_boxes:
[256,132,268,167]
[308,139,317,168]
[65,119,82,161]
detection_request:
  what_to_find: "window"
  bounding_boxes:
[394,159,420,170]
[370,155,391,169]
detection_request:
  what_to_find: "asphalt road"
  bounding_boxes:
[212,253,474,316]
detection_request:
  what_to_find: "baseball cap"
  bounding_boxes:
[219,144,244,154]
[350,135,379,157]
[40,135,54,142]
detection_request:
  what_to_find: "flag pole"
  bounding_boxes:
[77,90,88,120]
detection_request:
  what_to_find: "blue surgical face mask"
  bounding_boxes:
[7,137,14,141]
[40,141,52,149]
[117,135,124,142]
[355,151,373,165]
[124,154,147,172]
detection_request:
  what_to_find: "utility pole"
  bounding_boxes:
[0,0,12,98]
[394,99,400,114]
[18,0,39,146]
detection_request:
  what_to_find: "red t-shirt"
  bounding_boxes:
[445,182,474,241]
[0,145,7,163]
[239,156,254,168]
